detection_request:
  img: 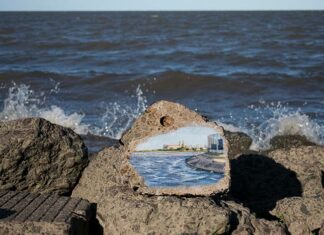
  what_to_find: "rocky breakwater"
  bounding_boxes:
[0,118,89,195]
[72,101,287,234]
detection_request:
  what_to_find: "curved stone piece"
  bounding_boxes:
[123,100,230,196]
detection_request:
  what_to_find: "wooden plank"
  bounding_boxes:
[0,191,18,207]
[2,193,39,221]
[27,194,59,222]
[54,197,81,223]
[14,193,49,222]
[41,197,69,222]
[1,192,29,210]
[0,191,8,198]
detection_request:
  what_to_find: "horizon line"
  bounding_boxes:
[1,9,324,12]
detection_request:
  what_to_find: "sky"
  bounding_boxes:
[1,0,324,11]
[136,126,222,150]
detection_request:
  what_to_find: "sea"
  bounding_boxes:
[0,11,323,153]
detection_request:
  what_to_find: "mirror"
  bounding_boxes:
[130,125,226,188]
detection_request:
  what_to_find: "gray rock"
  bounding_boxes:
[268,146,324,234]
[223,201,287,235]
[223,130,252,159]
[72,101,233,234]
[0,118,88,195]
[269,135,316,150]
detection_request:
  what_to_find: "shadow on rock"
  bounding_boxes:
[0,208,15,219]
[229,154,302,219]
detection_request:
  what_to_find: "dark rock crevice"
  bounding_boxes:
[228,154,302,219]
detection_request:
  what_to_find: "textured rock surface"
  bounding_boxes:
[223,201,287,235]
[73,145,286,235]
[0,118,88,195]
[119,100,230,196]
[268,146,324,234]
[229,153,302,218]
[269,135,316,150]
[72,101,233,234]
[223,130,252,159]
[73,146,232,234]
[0,190,97,235]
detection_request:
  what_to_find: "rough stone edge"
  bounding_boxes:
[0,221,70,235]
[120,100,231,196]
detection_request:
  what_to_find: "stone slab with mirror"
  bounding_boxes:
[121,100,230,196]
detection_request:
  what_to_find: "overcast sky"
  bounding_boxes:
[1,0,324,11]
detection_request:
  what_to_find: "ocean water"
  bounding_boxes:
[130,155,223,187]
[0,11,323,152]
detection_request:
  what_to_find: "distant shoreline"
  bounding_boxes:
[132,151,204,157]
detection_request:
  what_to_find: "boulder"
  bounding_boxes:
[269,135,316,150]
[268,146,323,197]
[268,146,324,234]
[0,118,88,195]
[223,130,252,159]
[72,101,233,234]
[73,146,233,234]
[223,201,287,235]
[228,153,302,218]
[121,100,230,196]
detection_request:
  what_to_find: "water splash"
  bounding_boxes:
[98,86,147,139]
[0,83,147,139]
[0,82,90,134]
[0,83,322,149]
[218,102,323,150]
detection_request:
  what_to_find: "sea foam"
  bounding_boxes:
[0,82,322,150]
[0,82,147,139]
[218,102,323,150]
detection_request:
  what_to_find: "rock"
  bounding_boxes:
[120,100,230,196]
[268,146,324,197]
[271,196,324,235]
[0,118,88,195]
[223,130,252,159]
[223,201,287,235]
[267,146,324,234]
[228,153,302,218]
[72,101,233,234]
[73,149,232,234]
[269,135,316,150]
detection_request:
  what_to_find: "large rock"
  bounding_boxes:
[73,146,233,234]
[223,130,252,159]
[72,101,233,234]
[120,100,230,196]
[268,146,324,234]
[269,135,316,150]
[0,118,88,195]
[228,153,302,218]
[73,147,287,235]
[223,201,287,235]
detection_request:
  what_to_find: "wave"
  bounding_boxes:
[218,102,324,150]
[0,80,322,151]
[0,82,147,139]
[36,40,119,51]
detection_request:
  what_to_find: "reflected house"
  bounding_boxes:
[207,134,224,153]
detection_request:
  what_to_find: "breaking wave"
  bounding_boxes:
[218,102,324,150]
[0,82,147,139]
[0,82,322,150]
